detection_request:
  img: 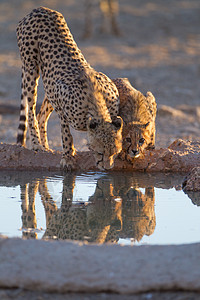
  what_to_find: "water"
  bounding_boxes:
[0,170,199,245]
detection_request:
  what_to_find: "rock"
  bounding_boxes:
[168,139,199,151]
[185,191,200,207]
[182,167,200,191]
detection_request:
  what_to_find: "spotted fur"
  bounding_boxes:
[16,7,123,170]
[113,78,157,161]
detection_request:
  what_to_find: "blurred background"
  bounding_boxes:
[0,0,199,150]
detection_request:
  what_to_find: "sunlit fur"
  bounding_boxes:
[113,78,157,161]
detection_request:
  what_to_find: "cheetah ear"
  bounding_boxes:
[112,116,123,129]
[88,118,98,130]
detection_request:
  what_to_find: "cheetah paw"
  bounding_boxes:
[31,144,46,152]
[43,147,54,153]
[118,151,126,161]
[60,156,77,172]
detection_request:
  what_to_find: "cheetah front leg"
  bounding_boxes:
[59,115,77,171]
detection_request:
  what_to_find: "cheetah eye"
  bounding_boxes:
[112,116,122,129]
[126,138,131,143]
[89,119,98,129]
[139,138,145,145]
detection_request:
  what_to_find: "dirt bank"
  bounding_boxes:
[0,139,199,172]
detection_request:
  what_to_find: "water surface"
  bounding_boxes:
[0,170,199,245]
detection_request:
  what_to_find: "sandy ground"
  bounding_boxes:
[1,238,200,299]
[0,0,199,150]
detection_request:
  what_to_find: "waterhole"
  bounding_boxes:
[0,170,199,245]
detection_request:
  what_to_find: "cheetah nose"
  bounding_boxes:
[132,150,139,156]
[131,150,140,158]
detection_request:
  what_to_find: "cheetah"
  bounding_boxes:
[83,0,121,38]
[113,78,157,162]
[37,76,156,165]
[16,7,123,170]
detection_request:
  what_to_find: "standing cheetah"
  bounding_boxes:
[16,7,123,170]
[83,0,121,38]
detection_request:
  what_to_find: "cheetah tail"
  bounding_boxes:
[16,95,28,146]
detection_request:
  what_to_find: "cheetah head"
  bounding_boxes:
[122,121,155,160]
[87,116,123,170]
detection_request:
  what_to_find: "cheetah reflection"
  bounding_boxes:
[120,186,156,242]
[21,182,38,239]
[21,175,156,243]
[20,180,57,239]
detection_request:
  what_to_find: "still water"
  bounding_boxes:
[0,171,199,245]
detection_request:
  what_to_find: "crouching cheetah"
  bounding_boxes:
[113,78,157,161]
[16,7,123,170]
